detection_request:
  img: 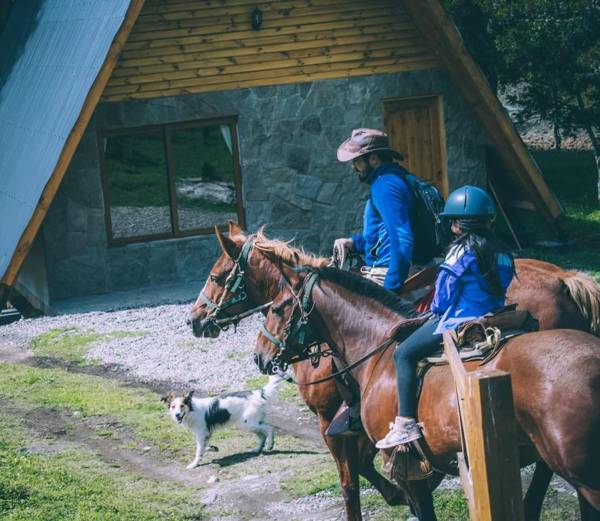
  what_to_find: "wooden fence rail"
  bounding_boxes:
[442,330,524,521]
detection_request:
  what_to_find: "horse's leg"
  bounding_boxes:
[354,435,409,506]
[318,418,362,521]
[523,461,553,521]
[578,491,600,521]
[405,480,437,521]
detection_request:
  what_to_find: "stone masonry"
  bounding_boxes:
[43,68,488,301]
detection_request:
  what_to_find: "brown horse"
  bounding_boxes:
[189,224,600,520]
[254,264,600,521]
[190,226,408,519]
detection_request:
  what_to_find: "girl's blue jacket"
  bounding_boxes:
[431,244,514,334]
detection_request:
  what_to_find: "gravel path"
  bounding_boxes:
[0,303,263,394]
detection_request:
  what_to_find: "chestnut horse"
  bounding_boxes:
[254,264,600,521]
[189,223,600,520]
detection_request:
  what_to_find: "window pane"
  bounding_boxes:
[103,131,171,239]
[171,125,238,231]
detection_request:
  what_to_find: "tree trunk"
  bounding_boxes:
[553,122,562,150]
[575,93,600,202]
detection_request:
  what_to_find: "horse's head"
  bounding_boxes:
[188,222,255,338]
[254,268,323,375]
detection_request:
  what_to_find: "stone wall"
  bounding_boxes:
[43,68,488,301]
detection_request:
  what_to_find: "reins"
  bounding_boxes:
[294,336,397,386]
[262,269,400,386]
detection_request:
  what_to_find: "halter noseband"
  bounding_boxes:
[200,237,270,329]
[261,271,333,372]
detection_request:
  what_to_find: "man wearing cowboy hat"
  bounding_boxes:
[333,128,415,293]
[325,129,415,438]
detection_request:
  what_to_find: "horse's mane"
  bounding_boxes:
[315,267,418,318]
[253,228,328,268]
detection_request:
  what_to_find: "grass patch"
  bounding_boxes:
[281,463,340,496]
[245,375,302,404]
[0,362,319,474]
[245,375,269,390]
[506,150,600,278]
[539,487,579,520]
[30,328,147,364]
[0,412,204,520]
[225,351,248,361]
[0,362,191,454]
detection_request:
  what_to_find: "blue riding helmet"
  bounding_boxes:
[440,185,496,219]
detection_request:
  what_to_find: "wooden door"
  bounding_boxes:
[383,95,448,196]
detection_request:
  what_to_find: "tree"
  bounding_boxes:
[444,0,600,201]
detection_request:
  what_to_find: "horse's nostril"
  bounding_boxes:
[186,318,192,326]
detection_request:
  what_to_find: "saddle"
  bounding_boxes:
[420,306,539,368]
[388,307,539,483]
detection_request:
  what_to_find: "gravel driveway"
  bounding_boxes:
[1,302,264,394]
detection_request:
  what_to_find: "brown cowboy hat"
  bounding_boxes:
[337,128,404,162]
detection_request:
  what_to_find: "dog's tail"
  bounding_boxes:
[262,373,292,400]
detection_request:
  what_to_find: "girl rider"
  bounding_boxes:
[376,185,515,449]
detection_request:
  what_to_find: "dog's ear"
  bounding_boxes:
[161,392,175,406]
[183,390,194,409]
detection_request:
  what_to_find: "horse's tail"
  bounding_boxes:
[562,271,600,336]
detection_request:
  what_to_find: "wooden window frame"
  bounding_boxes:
[98,116,246,247]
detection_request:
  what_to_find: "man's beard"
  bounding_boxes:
[358,164,374,183]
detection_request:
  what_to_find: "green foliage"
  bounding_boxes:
[520,150,600,279]
[444,0,600,196]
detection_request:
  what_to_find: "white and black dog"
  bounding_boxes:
[163,375,286,469]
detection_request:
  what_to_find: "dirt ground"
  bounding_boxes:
[0,314,581,521]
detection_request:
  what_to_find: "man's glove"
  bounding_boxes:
[332,238,354,270]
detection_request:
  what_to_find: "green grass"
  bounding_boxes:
[0,412,204,521]
[514,150,600,278]
[245,375,269,390]
[281,463,341,496]
[244,374,302,403]
[30,328,146,364]
[0,362,191,454]
[0,362,317,465]
[225,350,248,361]
[280,464,473,520]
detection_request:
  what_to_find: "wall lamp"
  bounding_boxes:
[251,7,263,30]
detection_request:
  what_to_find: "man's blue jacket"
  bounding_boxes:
[351,162,414,292]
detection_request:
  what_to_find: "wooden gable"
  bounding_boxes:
[103,0,438,101]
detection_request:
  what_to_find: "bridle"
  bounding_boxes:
[199,236,272,331]
[260,270,335,373]
[259,268,401,386]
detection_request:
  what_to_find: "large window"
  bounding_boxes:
[98,118,244,245]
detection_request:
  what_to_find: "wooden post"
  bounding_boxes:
[443,332,525,521]
[0,284,8,311]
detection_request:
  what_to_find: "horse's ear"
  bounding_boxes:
[228,220,243,236]
[215,226,239,259]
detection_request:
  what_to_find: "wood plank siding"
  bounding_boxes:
[103,0,438,101]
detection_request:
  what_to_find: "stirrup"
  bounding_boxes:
[325,403,362,437]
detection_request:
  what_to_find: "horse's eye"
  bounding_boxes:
[210,273,221,283]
